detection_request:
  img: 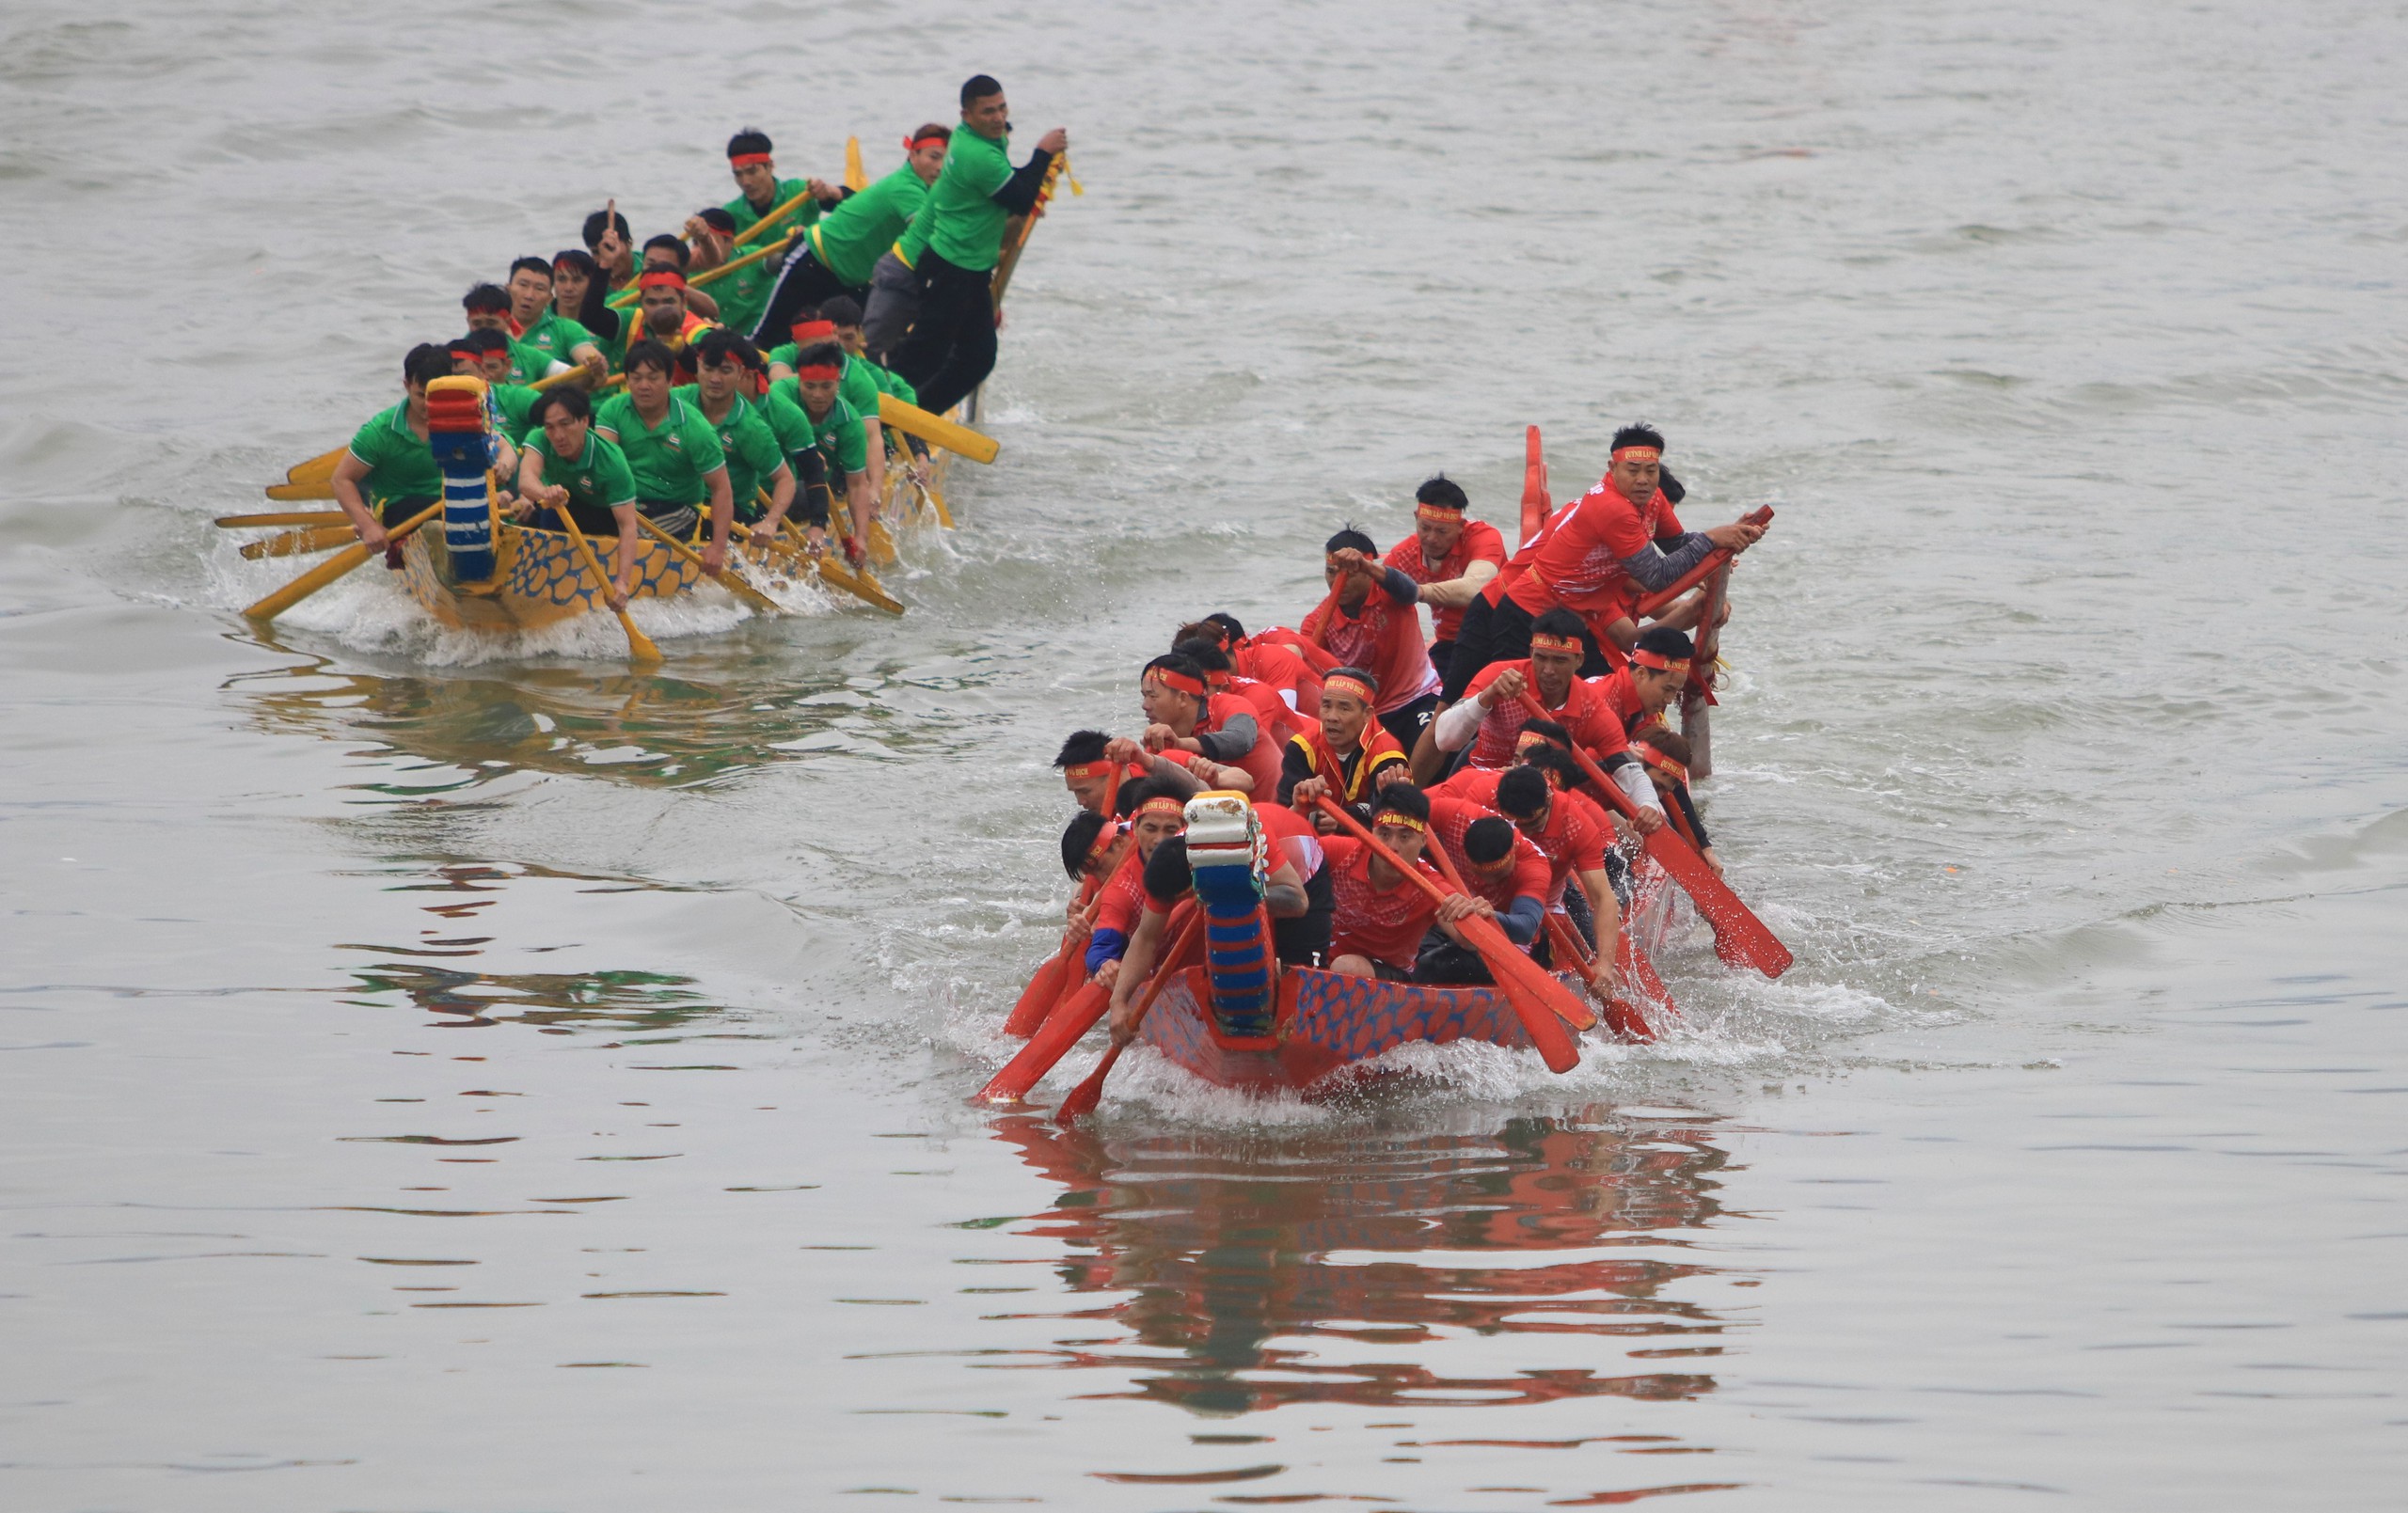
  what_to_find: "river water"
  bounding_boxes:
[4,1,2405,1508]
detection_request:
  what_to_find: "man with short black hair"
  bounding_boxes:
[593,340,734,575]
[770,341,876,565]
[676,328,795,547]
[1304,528,1443,752]
[694,128,834,337]
[505,257,606,384]
[1589,624,1698,742]
[1384,475,1505,683]
[1279,666,1408,824]
[329,344,490,556]
[1318,783,1492,983]
[885,75,1068,417]
[513,386,642,606]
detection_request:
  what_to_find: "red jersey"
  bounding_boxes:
[1457,660,1630,768]
[1221,673,1307,741]
[1252,797,1325,882]
[1425,795,1551,916]
[1585,668,1670,740]
[1429,769,1612,906]
[1323,835,1440,969]
[1233,634,1322,710]
[1303,588,1440,716]
[1195,689,1285,797]
[1089,845,1151,942]
[1385,520,1507,642]
[1503,476,1684,618]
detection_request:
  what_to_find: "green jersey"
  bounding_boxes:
[516,310,596,366]
[673,384,786,519]
[345,402,443,506]
[507,337,570,386]
[914,123,1014,272]
[523,428,638,517]
[717,178,821,336]
[767,345,882,419]
[594,391,727,506]
[807,162,930,286]
[753,386,817,465]
[487,382,542,435]
[770,380,868,476]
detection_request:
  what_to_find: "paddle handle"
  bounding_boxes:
[1310,797,1452,910]
[632,513,781,616]
[560,512,661,665]
[1635,506,1772,619]
[242,501,440,622]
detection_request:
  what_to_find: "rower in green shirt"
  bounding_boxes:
[460,283,562,386]
[503,257,607,386]
[824,294,934,492]
[450,331,543,434]
[886,74,1068,418]
[329,345,518,556]
[770,339,875,567]
[511,386,645,609]
[594,339,736,579]
[686,128,837,338]
[751,124,950,343]
[674,329,796,547]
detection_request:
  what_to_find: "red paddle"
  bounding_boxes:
[1313,798,1580,1074]
[1518,692,1792,979]
[974,901,1197,1105]
[1636,506,1773,619]
[1005,873,1100,1037]
[1053,909,1209,1126]
[1543,910,1640,1040]
[1421,826,1596,1032]
[1518,424,1551,548]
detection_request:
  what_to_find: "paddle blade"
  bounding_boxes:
[1605,932,1659,1042]
[1458,916,1580,1073]
[264,480,336,501]
[1640,827,1794,978]
[216,512,347,528]
[974,982,1109,1105]
[241,523,356,559]
[1005,950,1070,1038]
[1054,1042,1122,1127]
[845,135,867,192]
[876,393,1000,464]
[1519,424,1550,547]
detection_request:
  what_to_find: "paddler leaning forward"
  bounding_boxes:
[593,339,736,576]
[1279,666,1409,829]
[511,386,642,607]
[330,344,518,558]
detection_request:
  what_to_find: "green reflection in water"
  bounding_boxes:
[979,1112,1740,1419]
[340,960,715,1033]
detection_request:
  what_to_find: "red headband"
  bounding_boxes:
[1634,741,1687,783]
[791,364,842,382]
[1145,668,1206,698]
[1529,632,1582,654]
[1135,796,1187,822]
[905,134,947,150]
[1414,502,1465,523]
[1085,821,1124,864]
[789,319,838,343]
[449,346,479,362]
[729,151,772,166]
[1630,649,1690,673]
[1372,810,1426,833]
[638,269,687,290]
[1611,446,1662,464]
[1323,673,1377,704]
[1205,670,1230,688]
[1063,761,1112,781]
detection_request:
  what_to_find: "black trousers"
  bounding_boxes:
[1378,692,1441,753]
[888,251,997,418]
[1445,593,1613,702]
[749,245,866,344]
[1272,863,1336,969]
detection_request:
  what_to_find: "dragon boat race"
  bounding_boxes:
[3,2,2403,1508]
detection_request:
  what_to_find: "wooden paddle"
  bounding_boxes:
[1053,910,1209,1126]
[844,135,866,192]
[630,513,783,616]
[559,512,662,666]
[1420,822,1596,1032]
[975,901,1199,1105]
[1518,424,1551,548]
[989,157,1064,310]
[772,520,904,614]
[1635,506,1773,619]
[240,523,356,560]
[1545,910,1657,1041]
[1513,691,1792,978]
[1311,797,1581,1073]
[875,393,999,465]
[217,511,347,529]
[1006,875,1101,1037]
[242,502,441,623]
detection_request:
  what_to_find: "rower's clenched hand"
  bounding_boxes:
[702,538,727,576]
[805,177,839,203]
[1704,517,1766,553]
[1291,776,1330,807]
[607,575,632,612]
[1630,806,1665,836]
[1036,128,1069,155]
[1478,667,1526,708]
[1326,546,1376,578]
[1094,958,1122,992]
[1104,736,1147,768]
[1140,722,1186,754]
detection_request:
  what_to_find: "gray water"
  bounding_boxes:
[4,1,2405,1507]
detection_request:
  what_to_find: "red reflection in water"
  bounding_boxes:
[981,1111,1740,1419]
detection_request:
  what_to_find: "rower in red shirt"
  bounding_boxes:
[1081,780,1191,988]
[1302,528,1442,752]
[1190,614,1324,718]
[1445,425,1761,699]
[1322,784,1489,984]
[1411,802,1552,987]
[1630,727,1722,879]
[1180,635,1308,743]
[1432,608,1642,782]
[1490,764,1621,997]
[1053,729,1151,816]
[1586,625,1697,743]
[1135,653,1284,798]
[1381,475,1506,686]
[1279,666,1409,829]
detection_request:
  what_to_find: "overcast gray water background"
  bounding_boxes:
[4,1,2406,1508]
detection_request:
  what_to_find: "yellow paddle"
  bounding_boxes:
[243,501,442,623]
[240,523,357,560]
[216,511,347,528]
[774,520,903,614]
[558,512,662,666]
[630,514,784,616]
[876,393,999,465]
[845,136,866,192]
